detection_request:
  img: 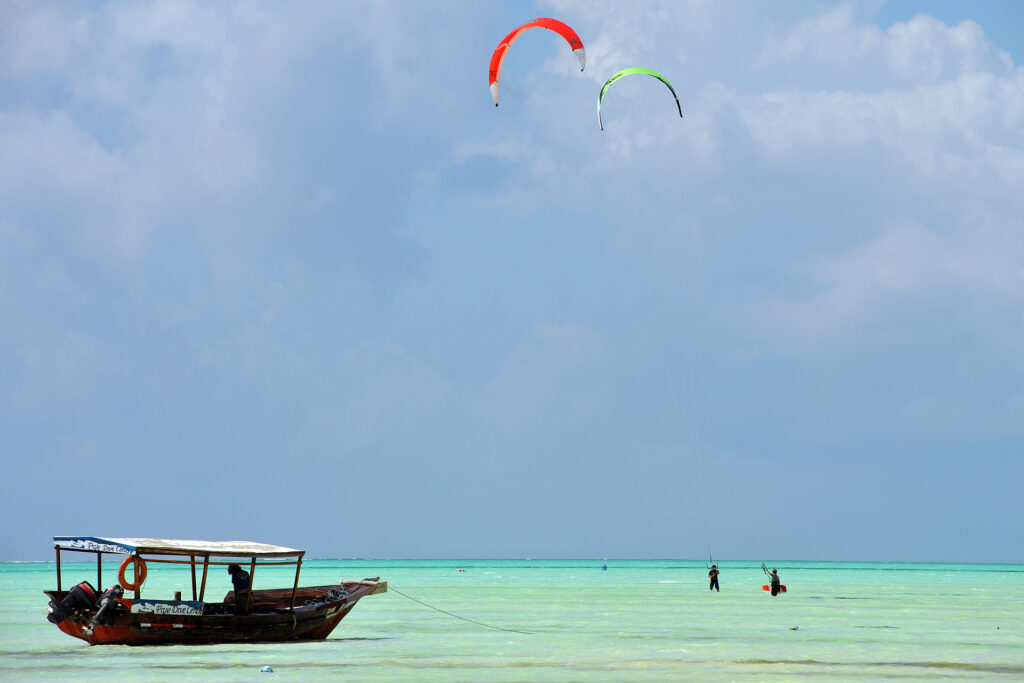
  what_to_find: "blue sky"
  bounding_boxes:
[1,1,1022,562]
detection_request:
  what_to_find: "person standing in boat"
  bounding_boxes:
[708,564,720,592]
[227,564,251,615]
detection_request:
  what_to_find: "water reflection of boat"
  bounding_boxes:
[44,536,386,646]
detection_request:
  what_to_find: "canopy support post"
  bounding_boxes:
[246,558,256,614]
[190,555,197,601]
[55,547,62,591]
[199,556,209,602]
[289,557,302,612]
[133,553,141,600]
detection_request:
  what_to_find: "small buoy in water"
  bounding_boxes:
[260,665,273,673]
[458,568,465,572]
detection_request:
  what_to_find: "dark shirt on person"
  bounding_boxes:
[231,569,251,615]
[231,569,250,594]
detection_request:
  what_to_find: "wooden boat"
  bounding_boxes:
[43,536,386,646]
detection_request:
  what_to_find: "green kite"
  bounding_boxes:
[598,67,683,130]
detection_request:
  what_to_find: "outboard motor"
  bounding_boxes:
[83,585,124,635]
[47,581,97,624]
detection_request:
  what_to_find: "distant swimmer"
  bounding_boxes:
[708,564,720,592]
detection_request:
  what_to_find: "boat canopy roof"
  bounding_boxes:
[53,536,304,558]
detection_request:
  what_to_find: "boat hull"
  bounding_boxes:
[47,580,386,646]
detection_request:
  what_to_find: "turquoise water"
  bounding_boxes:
[2,559,1022,681]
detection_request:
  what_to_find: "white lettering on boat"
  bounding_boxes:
[131,600,204,616]
[56,539,134,554]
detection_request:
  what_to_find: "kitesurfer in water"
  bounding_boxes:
[767,568,781,596]
[708,564,720,592]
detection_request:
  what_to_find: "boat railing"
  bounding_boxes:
[53,545,307,613]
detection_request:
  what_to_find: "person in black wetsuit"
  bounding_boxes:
[768,568,781,596]
[708,564,720,592]
[227,564,251,615]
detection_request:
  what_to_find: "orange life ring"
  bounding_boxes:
[118,555,147,591]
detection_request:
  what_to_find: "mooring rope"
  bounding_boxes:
[388,586,534,635]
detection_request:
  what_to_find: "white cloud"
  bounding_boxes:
[746,218,1024,349]
[735,69,1024,182]
[0,2,89,78]
[295,341,452,457]
[477,322,605,428]
[757,4,1014,86]
[748,222,943,345]
[110,0,230,51]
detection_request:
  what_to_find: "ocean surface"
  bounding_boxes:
[1,559,1022,681]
